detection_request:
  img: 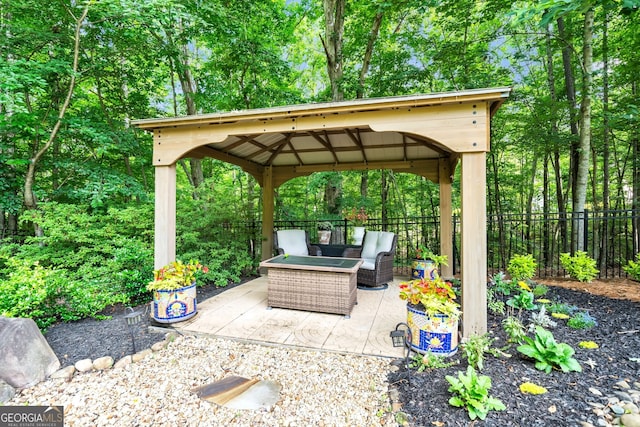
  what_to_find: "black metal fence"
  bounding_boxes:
[4,209,638,279]
[276,209,640,279]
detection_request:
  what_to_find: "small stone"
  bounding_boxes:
[624,403,640,414]
[93,356,114,370]
[613,391,633,402]
[608,396,620,405]
[113,355,133,369]
[616,381,631,390]
[634,382,640,389]
[580,422,595,427]
[589,402,606,409]
[74,358,93,372]
[596,418,609,427]
[151,341,167,352]
[611,405,625,415]
[621,413,640,427]
[49,365,76,381]
[132,349,153,363]
[590,387,604,396]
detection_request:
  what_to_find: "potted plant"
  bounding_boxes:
[317,221,333,244]
[399,274,461,356]
[343,207,368,245]
[147,260,208,323]
[412,245,448,279]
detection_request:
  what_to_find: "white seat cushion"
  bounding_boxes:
[276,230,309,256]
[359,231,394,270]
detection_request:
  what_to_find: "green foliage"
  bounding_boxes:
[623,254,640,281]
[0,255,125,330]
[502,316,527,344]
[490,272,518,296]
[531,283,549,297]
[560,251,599,282]
[486,286,505,315]
[517,326,582,374]
[17,203,154,304]
[546,302,577,315]
[506,290,538,311]
[446,366,506,421]
[461,334,495,371]
[567,312,597,329]
[410,351,457,372]
[507,254,537,281]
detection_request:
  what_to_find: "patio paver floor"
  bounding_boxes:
[169,275,408,358]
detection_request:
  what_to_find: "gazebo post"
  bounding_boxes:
[439,159,454,279]
[261,166,275,261]
[154,164,176,269]
[460,152,488,337]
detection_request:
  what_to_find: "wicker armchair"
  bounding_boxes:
[274,229,321,256]
[347,231,397,290]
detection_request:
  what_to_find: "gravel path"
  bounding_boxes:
[12,335,392,426]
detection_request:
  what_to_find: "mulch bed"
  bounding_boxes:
[388,284,640,426]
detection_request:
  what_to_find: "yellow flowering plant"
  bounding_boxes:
[147,260,209,291]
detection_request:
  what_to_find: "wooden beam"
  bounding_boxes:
[439,159,454,279]
[154,165,176,269]
[460,152,487,337]
[151,103,489,166]
[261,167,275,261]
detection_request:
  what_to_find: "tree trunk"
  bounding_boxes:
[357,11,383,99]
[322,0,345,101]
[572,8,595,252]
[23,3,91,236]
[557,17,580,213]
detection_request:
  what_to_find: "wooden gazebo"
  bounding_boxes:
[132,87,511,336]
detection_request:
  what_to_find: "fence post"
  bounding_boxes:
[583,209,589,254]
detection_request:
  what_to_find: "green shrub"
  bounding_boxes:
[507,254,536,281]
[517,326,582,373]
[623,253,640,281]
[559,251,599,282]
[446,366,506,421]
[0,256,125,330]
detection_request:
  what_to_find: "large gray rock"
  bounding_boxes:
[0,379,15,403]
[0,317,60,388]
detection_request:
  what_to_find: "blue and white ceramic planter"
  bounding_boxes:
[411,259,437,280]
[152,282,197,323]
[406,304,458,357]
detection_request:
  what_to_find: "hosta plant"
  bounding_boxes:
[517,326,582,373]
[446,366,506,421]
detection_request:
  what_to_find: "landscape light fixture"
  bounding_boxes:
[124,307,143,354]
[390,322,413,385]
